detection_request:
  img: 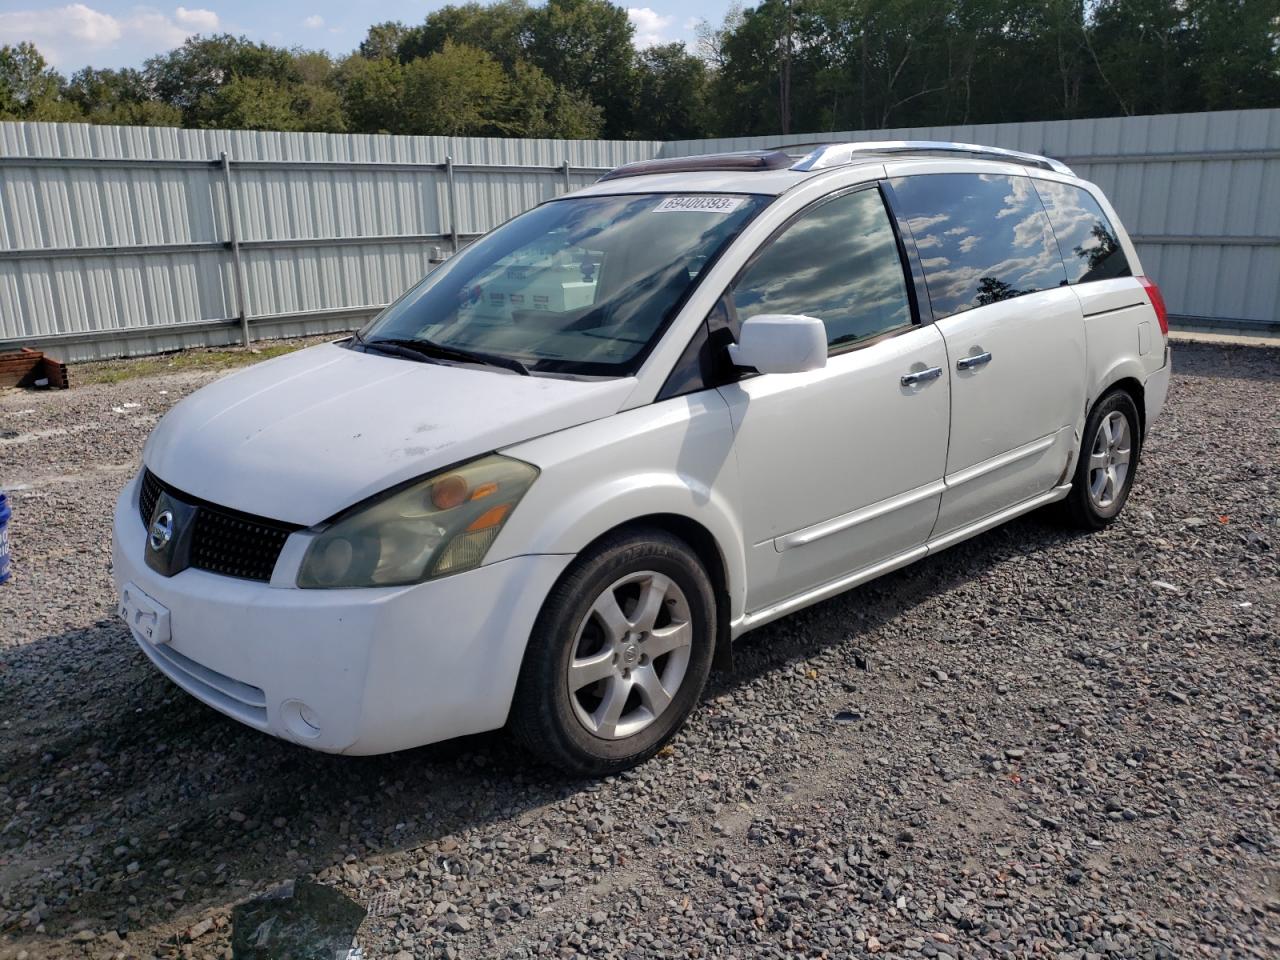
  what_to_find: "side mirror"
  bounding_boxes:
[728,314,827,374]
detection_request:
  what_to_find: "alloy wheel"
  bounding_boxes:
[1087,410,1132,509]
[567,571,693,740]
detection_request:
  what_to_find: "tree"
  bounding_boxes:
[632,44,710,139]
[526,0,637,137]
[693,3,745,68]
[975,275,1024,305]
[706,2,786,135]
[1084,0,1190,116]
[1186,0,1280,110]
[503,59,604,137]
[0,42,81,121]
[403,1,533,68]
[66,67,181,126]
[145,34,296,127]
[204,74,346,132]
[401,41,512,135]
[360,21,412,60]
[7,0,1280,141]
[335,55,406,133]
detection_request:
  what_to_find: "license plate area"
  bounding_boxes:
[118,582,171,646]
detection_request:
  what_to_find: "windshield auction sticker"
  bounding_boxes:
[653,196,746,214]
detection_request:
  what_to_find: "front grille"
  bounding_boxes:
[139,468,162,528]
[138,469,300,582]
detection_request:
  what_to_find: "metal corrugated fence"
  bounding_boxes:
[2,110,1277,361]
[664,108,1280,333]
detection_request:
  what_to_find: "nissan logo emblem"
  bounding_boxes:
[149,510,175,552]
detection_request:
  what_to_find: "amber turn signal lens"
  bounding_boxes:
[470,481,498,501]
[430,474,468,510]
[466,502,513,532]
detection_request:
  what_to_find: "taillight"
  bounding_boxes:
[1137,276,1169,337]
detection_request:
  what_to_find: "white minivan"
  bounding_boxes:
[113,141,1171,774]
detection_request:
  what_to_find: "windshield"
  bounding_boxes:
[359,193,767,376]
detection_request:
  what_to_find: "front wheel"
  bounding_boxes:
[1060,388,1142,529]
[509,528,716,776]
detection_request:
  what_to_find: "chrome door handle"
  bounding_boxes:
[900,366,943,386]
[956,351,993,371]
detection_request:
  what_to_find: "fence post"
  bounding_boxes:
[219,151,251,348]
[561,159,572,193]
[445,155,460,255]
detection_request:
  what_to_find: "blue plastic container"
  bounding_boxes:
[0,490,10,584]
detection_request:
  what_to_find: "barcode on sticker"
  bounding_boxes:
[654,196,745,214]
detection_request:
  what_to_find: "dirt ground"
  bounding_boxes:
[1,339,1277,959]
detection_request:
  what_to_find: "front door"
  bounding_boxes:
[716,185,951,614]
[886,172,1086,537]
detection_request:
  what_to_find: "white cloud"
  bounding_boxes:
[628,7,673,49]
[175,7,219,30]
[0,4,120,50]
[0,4,221,68]
[303,14,325,29]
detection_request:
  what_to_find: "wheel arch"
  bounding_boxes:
[1093,374,1146,445]
[573,513,736,672]
[1086,346,1147,427]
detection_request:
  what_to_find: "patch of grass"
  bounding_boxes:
[78,342,307,386]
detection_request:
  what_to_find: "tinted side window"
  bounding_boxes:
[732,188,912,351]
[1034,180,1132,284]
[889,173,1068,320]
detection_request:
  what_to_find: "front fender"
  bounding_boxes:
[489,394,749,623]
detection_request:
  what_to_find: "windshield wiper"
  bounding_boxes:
[366,337,530,376]
[356,337,435,364]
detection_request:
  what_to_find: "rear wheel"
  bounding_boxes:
[1060,388,1142,529]
[509,528,715,776]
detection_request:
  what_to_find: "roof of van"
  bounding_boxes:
[573,142,1076,198]
[568,164,863,198]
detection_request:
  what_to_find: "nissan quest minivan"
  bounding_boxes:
[113,141,1171,774]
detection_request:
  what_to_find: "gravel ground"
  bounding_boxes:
[1,340,1277,960]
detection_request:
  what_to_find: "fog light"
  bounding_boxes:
[281,699,321,740]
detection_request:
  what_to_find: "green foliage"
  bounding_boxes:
[213,81,337,133]
[360,22,413,61]
[144,34,296,127]
[504,60,605,138]
[5,1,1278,140]
[0,42,81,121]
[66,67,180,126]
[525,0,638,137]
[335,55,406,134]
[402,1,533,68]
[401,41,511,135]
[633,44,711,139]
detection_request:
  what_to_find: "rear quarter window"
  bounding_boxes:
[889,173,1068,320]
[1033,180,1132,284]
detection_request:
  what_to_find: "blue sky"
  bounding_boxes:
[0,1,718,72]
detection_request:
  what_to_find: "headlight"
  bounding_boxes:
[297,454,538,588]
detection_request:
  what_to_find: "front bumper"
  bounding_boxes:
[111,476,571,754]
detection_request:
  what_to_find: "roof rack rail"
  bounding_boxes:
[598,150,794,182]
[790,140,1074,176]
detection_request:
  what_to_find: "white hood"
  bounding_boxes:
[143,343,633,525]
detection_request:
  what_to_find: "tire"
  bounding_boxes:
[509,527,716,776]
[1059,388,1142,530]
